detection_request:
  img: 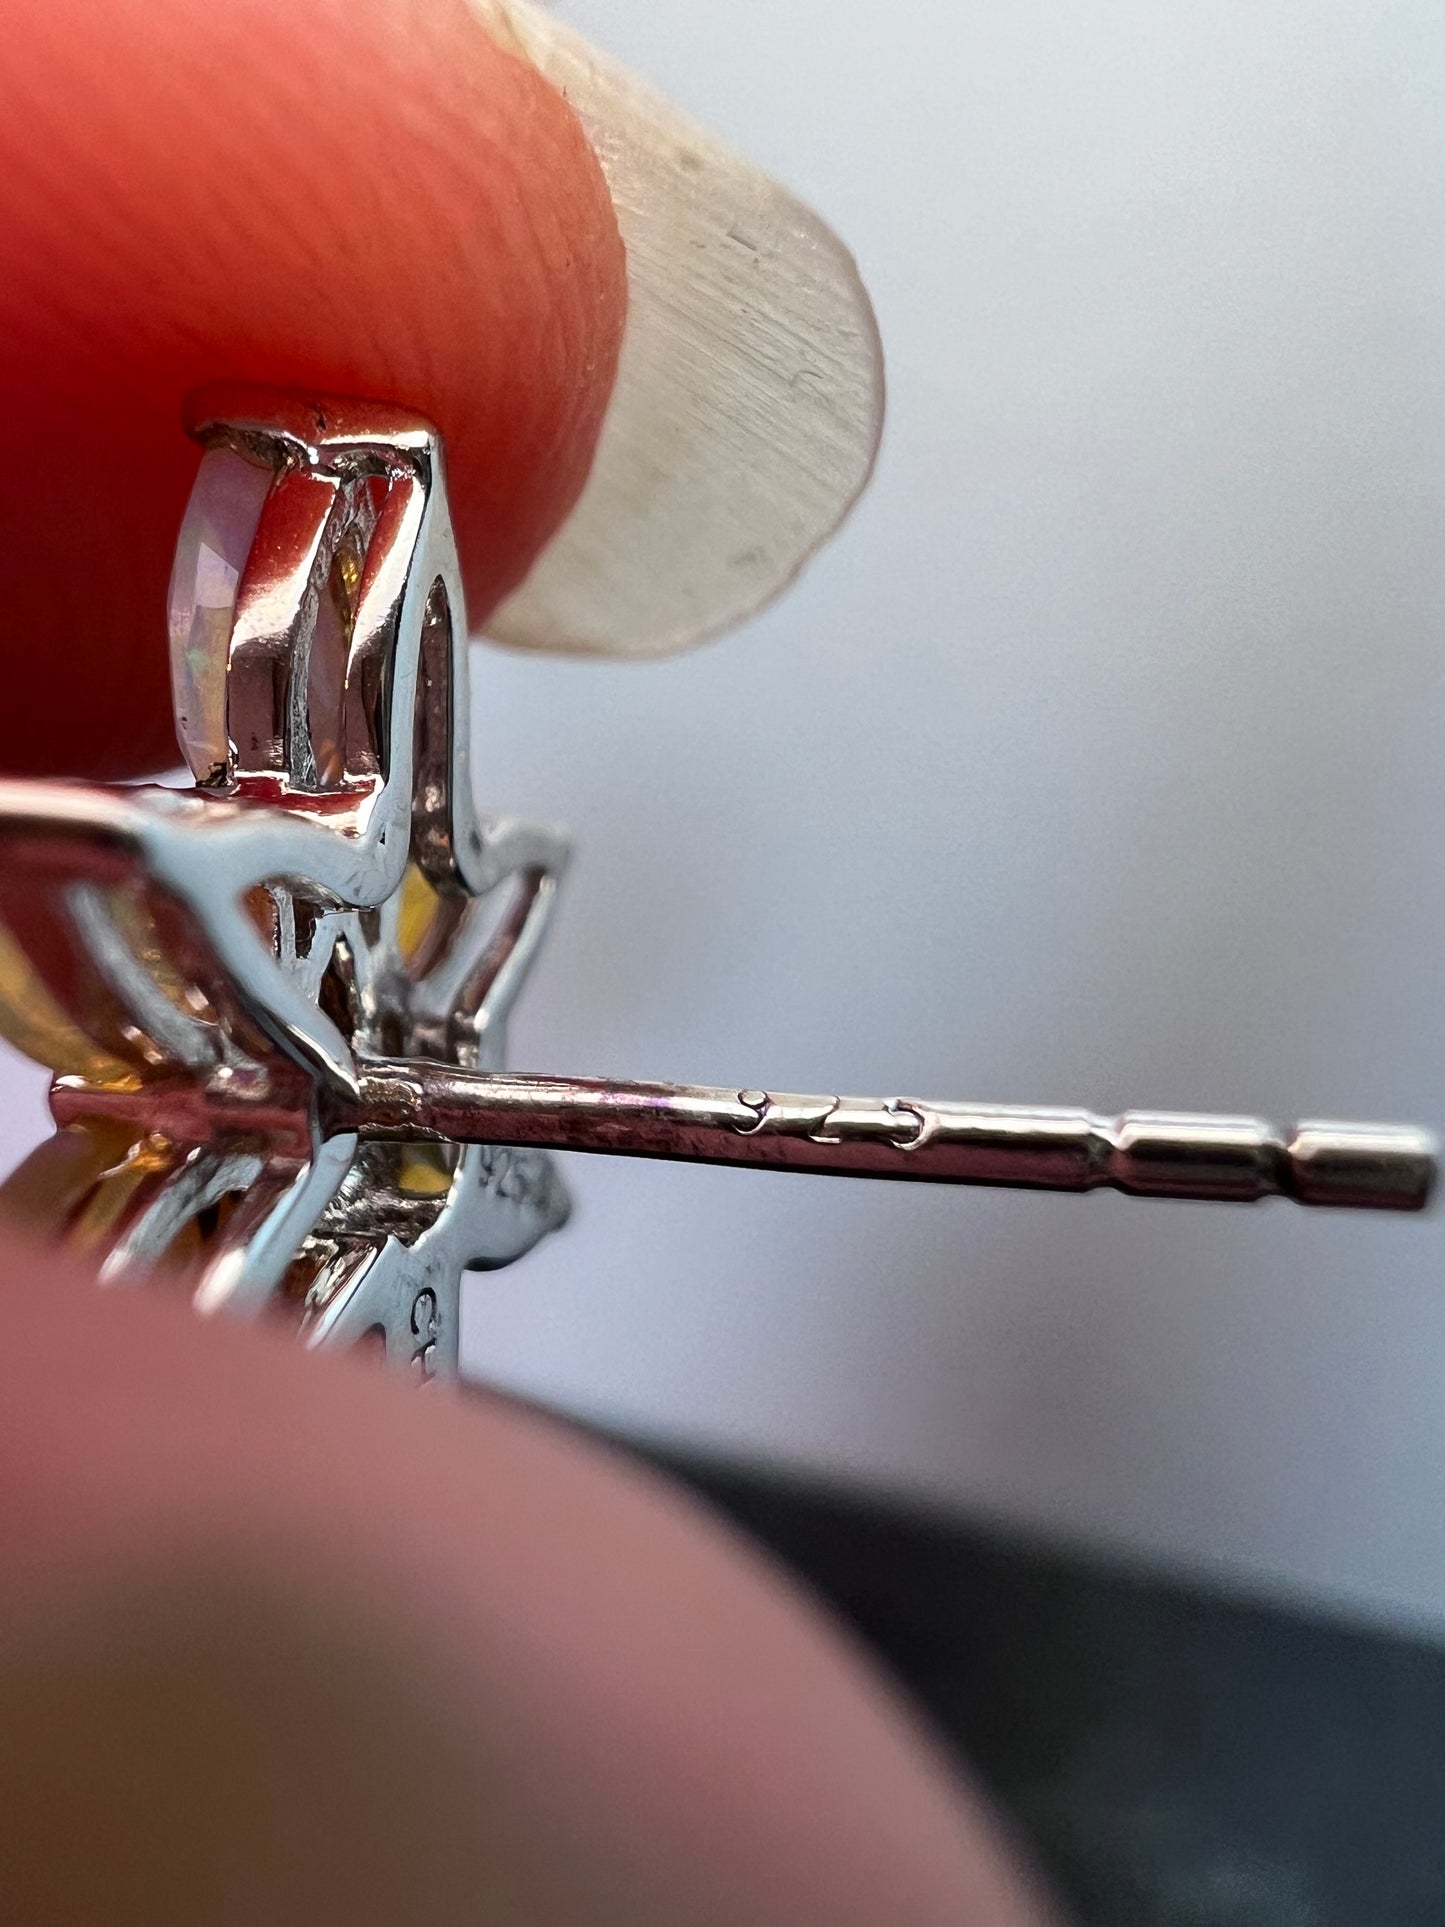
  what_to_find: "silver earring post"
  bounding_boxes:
[0,388,1431,1381]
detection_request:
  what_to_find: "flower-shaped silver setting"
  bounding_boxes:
[0,388,570,1377]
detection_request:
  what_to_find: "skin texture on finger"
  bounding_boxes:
[0,1238,1057,1927]
[0,0,625,779]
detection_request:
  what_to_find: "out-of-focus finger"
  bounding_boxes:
[0,1237,1054,1926]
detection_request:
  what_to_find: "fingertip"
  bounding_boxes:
[0,1236,1053,1926]
[0,0,625,776]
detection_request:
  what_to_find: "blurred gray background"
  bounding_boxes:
[5,0,1443,1628]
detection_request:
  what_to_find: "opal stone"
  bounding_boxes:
[167,447,272,782]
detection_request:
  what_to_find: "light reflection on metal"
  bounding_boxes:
[0,387,1431,1382]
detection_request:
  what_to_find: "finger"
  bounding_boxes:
[0,1240,1055,1926]
[481,6,883,666]
[0,0,625,778]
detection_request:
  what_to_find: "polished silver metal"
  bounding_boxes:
[341,1069,1437,1211]
[0,387,1432,1381]
[0,389,571,1377]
